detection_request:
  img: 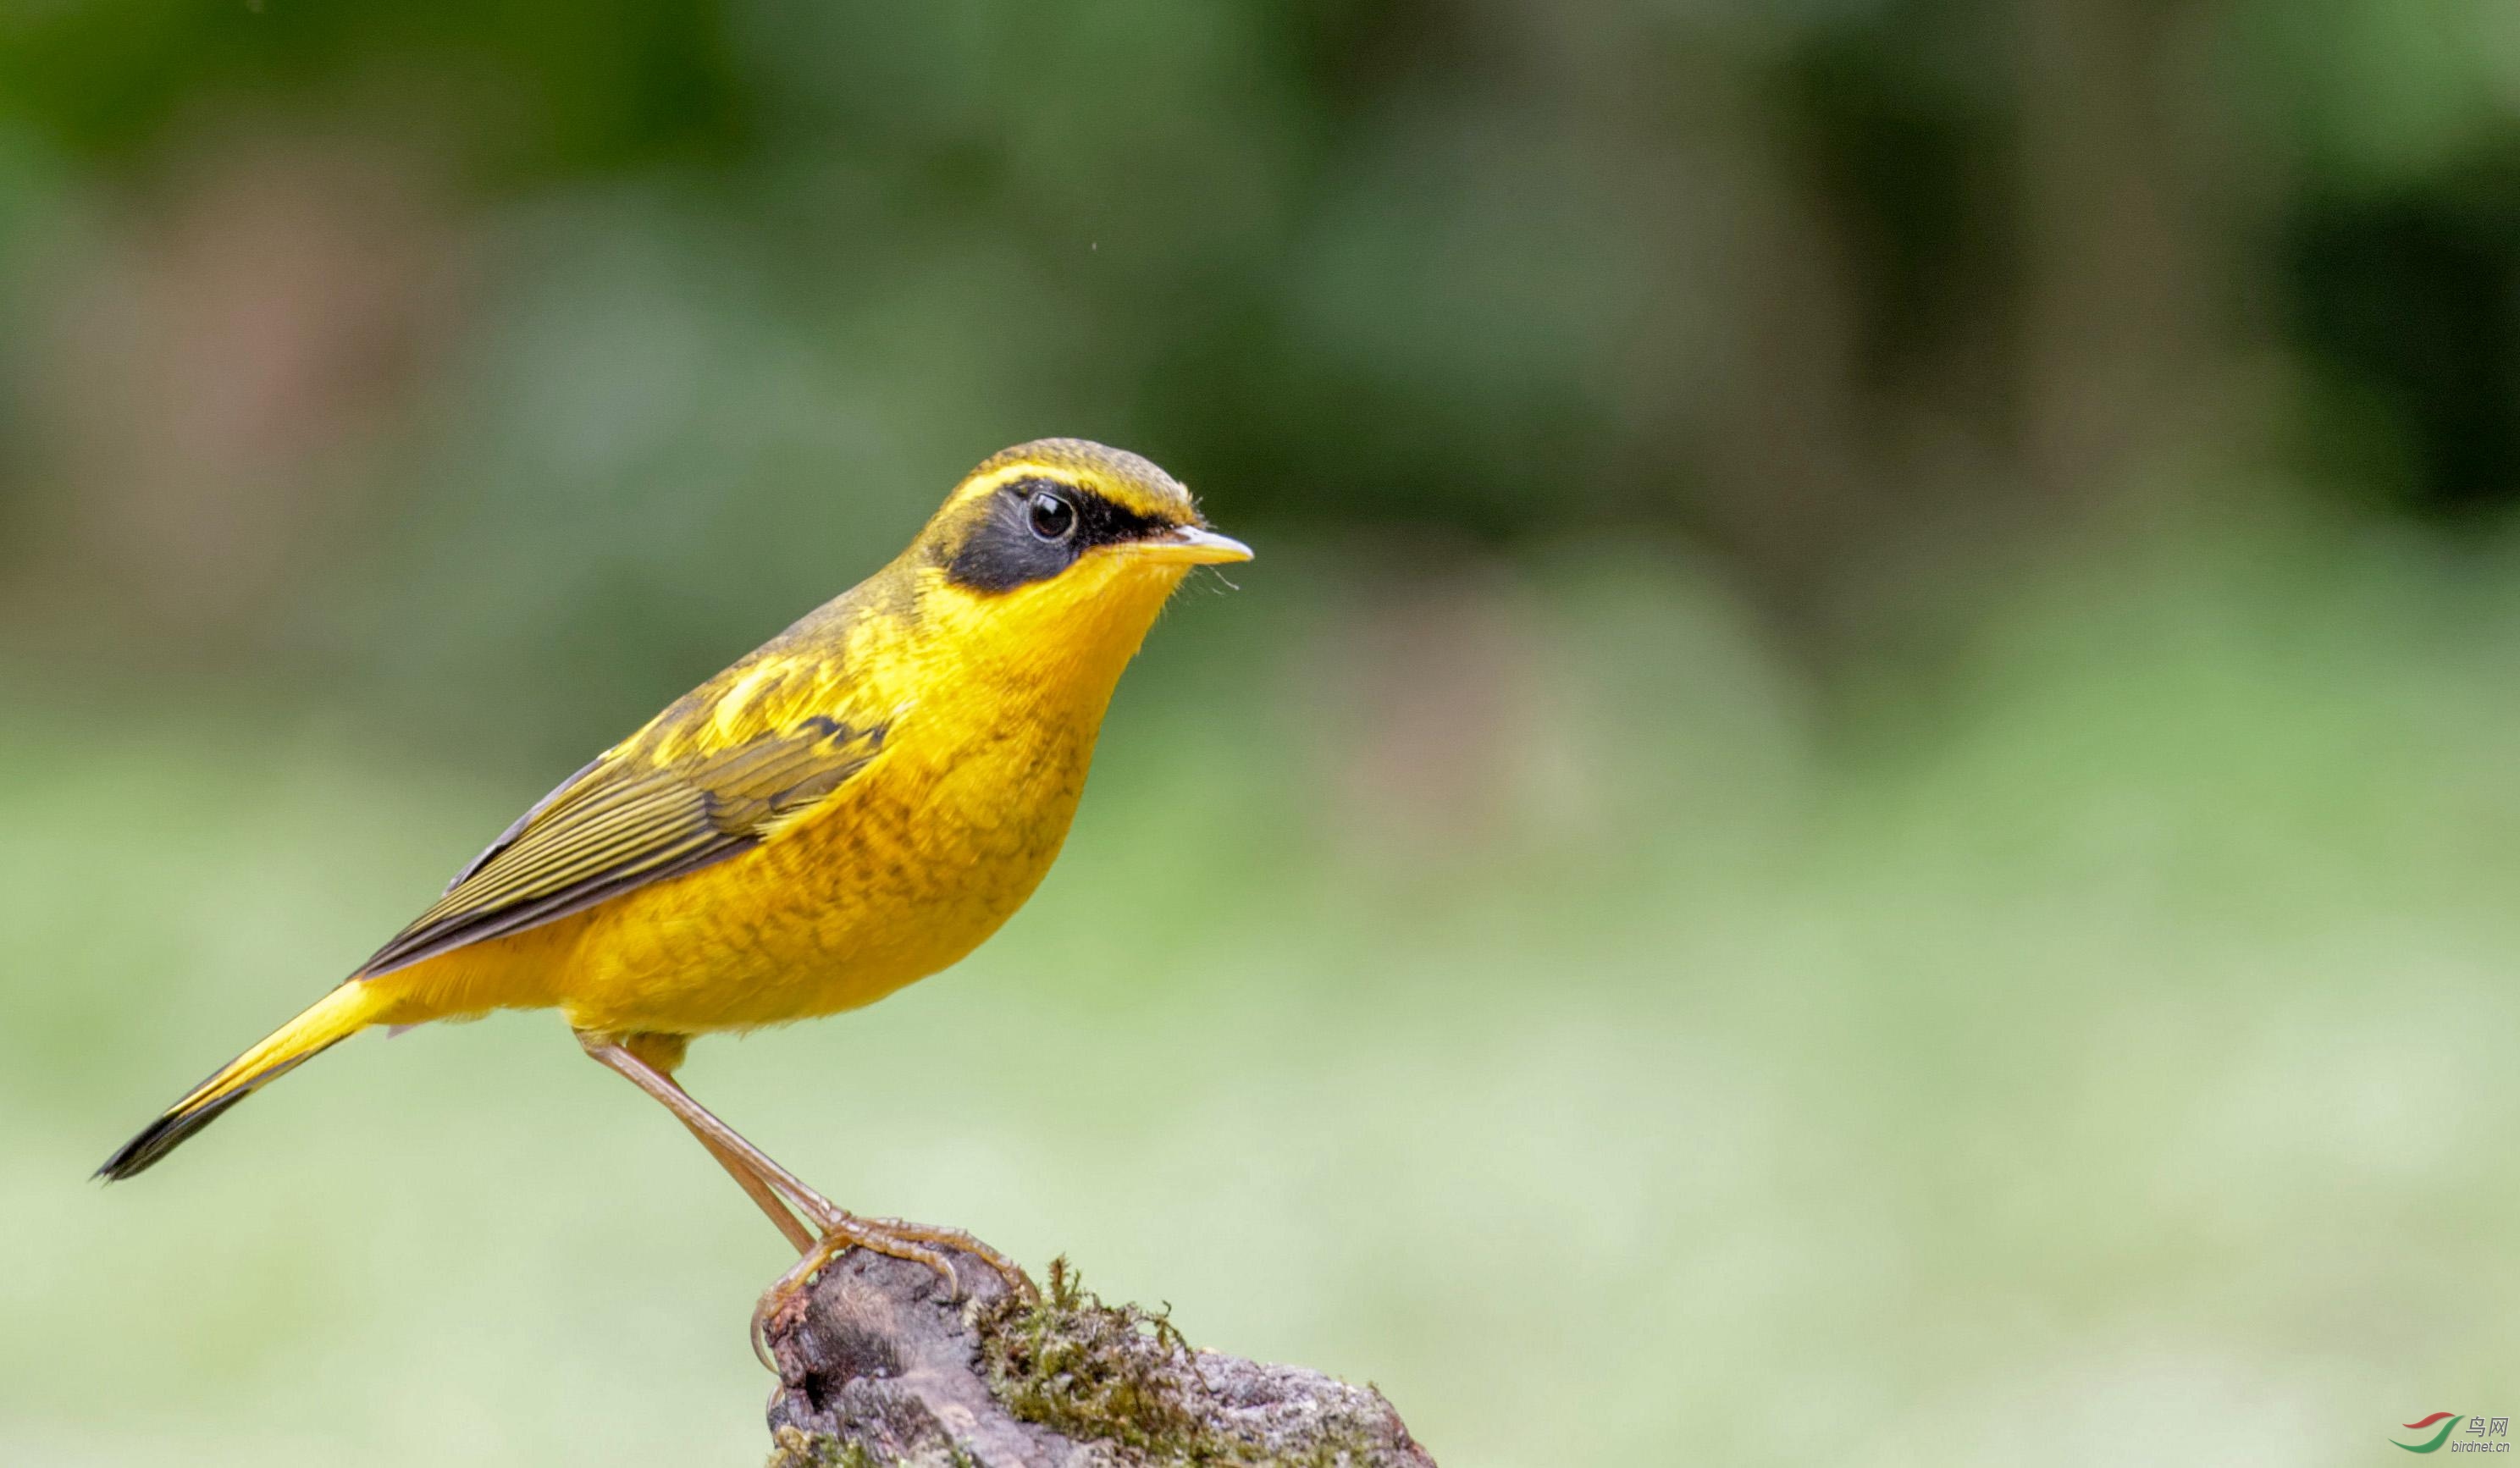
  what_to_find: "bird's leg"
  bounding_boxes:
[665,1090,819,1254]
[675,1112,811,1254]
[578,1030,856,1230]
[688,1120,817,1252]
[604,1033,815,1252]
[573,1031,1033,1349]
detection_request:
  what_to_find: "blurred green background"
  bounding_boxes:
[3,2,2518,1464]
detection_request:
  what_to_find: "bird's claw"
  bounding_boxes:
[749,1211,1036,1371]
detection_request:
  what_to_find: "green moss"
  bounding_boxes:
[975,1258,1212,1460]
[973,1259,1381,1467]
[764,1426,855,1468]
[771,1261,1390,1466]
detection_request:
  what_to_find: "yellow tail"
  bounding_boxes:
[97,980,390,1181]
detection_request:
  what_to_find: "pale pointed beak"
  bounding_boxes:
[1127,524,1254,566]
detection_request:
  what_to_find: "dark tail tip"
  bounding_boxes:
[95,1089,252,1182]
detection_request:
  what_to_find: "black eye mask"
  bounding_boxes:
[942,477,1176,593]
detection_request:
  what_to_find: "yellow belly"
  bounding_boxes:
[366,541,1183,1040]
[379,715,1095,1037]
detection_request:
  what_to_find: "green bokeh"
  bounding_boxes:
[9,529,2519,1465]
[3,2,2517,1464]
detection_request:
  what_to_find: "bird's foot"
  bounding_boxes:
[751,1211,1036,1369]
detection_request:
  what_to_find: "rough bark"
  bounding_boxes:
[761,1244,1438,1468]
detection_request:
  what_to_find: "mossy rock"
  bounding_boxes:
[763,1250,1434,1468]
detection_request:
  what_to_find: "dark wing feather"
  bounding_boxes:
[444,753,605,891]
[359,716,886,976]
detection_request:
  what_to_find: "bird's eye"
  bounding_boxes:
[1027,489,1077,542]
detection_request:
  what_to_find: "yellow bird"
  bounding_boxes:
[99,438,1251,1303]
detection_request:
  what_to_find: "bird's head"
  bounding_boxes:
[906,439,1251,671]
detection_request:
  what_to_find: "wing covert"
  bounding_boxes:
[360,716,887,976]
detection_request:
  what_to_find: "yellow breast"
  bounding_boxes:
[389,548,1186,1038]
[559,692,1099,1034]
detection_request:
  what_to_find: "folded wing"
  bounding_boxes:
[360,715,887,976]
